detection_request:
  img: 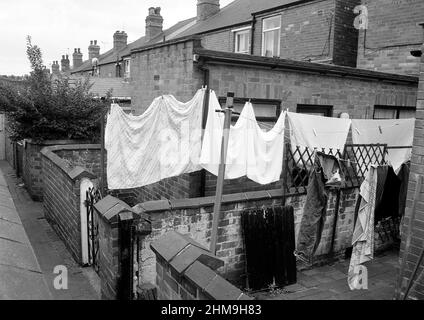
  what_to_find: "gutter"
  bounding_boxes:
[194,48,419,85]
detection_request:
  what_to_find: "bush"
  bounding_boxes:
[0,36,108,143]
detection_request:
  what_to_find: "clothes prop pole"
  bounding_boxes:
[100,107,106,196]
[396,174,423,299]
[210,92,235,255]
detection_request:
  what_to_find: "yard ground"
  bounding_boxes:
[254,250,398,300]
[0,161,100,300]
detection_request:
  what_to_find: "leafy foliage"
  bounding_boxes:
[0,36,108,142]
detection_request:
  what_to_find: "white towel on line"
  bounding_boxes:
[351,118,415,172]
[199,91,286,185]
[287,112,352,156]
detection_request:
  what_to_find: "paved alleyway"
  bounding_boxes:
[0,161,100,300]
[254,250,398,300]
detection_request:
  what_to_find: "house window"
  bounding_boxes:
[297,105,333,117]
[218,97,281,130]
[262,15,281,58]
[373,106,416,119]
[234,29,251,54]
[124,59,131,78]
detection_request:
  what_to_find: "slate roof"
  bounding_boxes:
[176,0,300,38]
[66,76,132,99]
[71,17,196,74]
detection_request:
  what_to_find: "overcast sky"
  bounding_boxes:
[0,0,234,76]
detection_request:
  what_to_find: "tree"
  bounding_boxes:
[0,36,108,142]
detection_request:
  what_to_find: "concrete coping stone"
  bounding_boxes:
[40,145,97,182]
[138,189,284,213]
[150,231,223,270]
[94,195,139,224]
[184,261,254,300]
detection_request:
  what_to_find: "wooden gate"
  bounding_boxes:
[241,206,297,291]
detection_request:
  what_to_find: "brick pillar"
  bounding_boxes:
[150,231,253,300]
[397,25,424,300]
[94,195,150,300]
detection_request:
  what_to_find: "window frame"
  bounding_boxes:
[373,105,416,119]
[124,58,131,78]
[297,104,333,117]
[234,29,251,54]
[261,15,282,58]
[218,97,282,123]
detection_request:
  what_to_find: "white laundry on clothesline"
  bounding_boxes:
[105,88,206,190]
[199,90,286,185]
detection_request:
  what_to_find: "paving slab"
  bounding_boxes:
[0,161,100,300]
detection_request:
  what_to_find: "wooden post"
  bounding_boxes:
[210,92,234,255]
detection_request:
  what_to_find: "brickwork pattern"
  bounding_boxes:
[42,152,84,263]
[206,64,417,119]
[131,39,204,115]
[151,232,252,300]
[136,188,361,288]
[398,46,424,300]
[357,0,424,76]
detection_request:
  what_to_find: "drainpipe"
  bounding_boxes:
[250,14,256,55]
[199,62,210,197]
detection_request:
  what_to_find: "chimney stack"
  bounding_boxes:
[88,40,100,61]
[51,61,60,74]
[197,0,220,21]
[72,48,83,69]
[113,31,128,51]
[61,55,70,72]
[145,7,163,41]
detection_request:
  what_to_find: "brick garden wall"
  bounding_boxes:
[151,231,252,300]
[22,140,88,201]
[134,187,362,289]
[41,145,96,264]
[356,0,424,76]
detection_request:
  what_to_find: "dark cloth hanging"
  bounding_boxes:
[397,161,410,219]
[374,166,401,225]
[241,206,296,290]
[316,151,344,187]
[295,152,345,265]
[295,168,328,264]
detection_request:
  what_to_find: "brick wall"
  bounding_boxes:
[96,205,119,300]
[41,145,97,264]
[134,187,366,289]
[255,0,337,62]
[201,29,234,53]
[357,0,424,76]
[333,0,361,67]
[130,38,204,115]
[206,63,417,118]
[397,42,424,300]
[22,140,87,201]
[151,231,252,300]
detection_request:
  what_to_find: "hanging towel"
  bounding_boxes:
[348,165,378,290]
[287,112,351,156]
[105,89,205,190]
[351,118,415,172]
[199,91,286,185]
